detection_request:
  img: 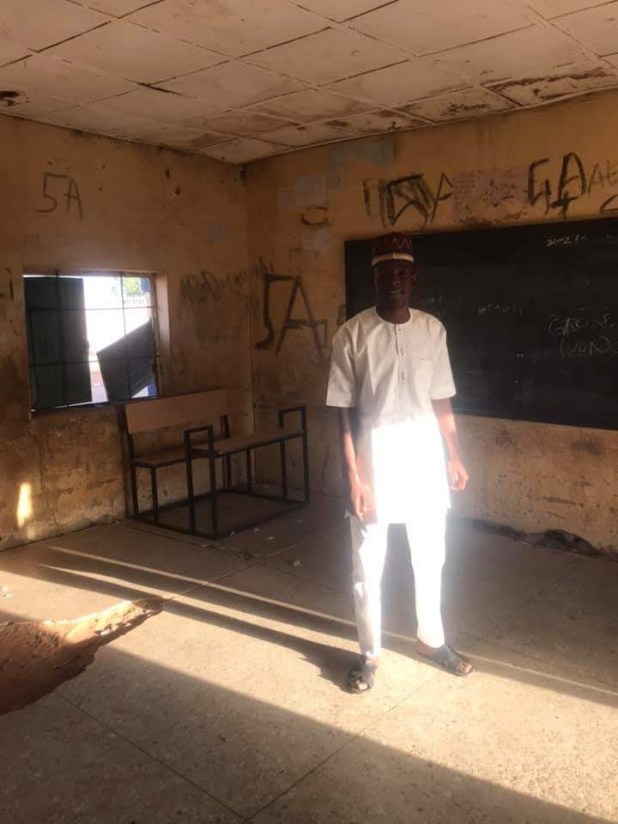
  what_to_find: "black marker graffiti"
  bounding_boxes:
[528,154,618,218]
[35,172,83,220]
[363,172,453,228]
[255,264,327,359]
[385,172,453,226]
[255,272,294,350]
[276,276,327,358]
[180,269,246,304]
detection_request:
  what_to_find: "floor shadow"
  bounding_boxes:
[0,607,611,824]
[2,552,616,709]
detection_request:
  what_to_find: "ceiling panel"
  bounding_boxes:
[203,112,295,136]
[259,122,353,146]
[0,37,31,68]
[165,130,231,152]
[293,0,387,21]
[328,60,466,107]
[47,20,223,84]
[324,109,428,134]
[0,90,75,118]
[158,62,306,108]
[554,2,618,54]
[0,0,617,162]
[403,87,514,122]
[201,137,286,163]
[95,87,227,124]
[246,27,407,84]
[82,0,162,15]
[490,65,618,104]
[348,0,534,56]
[526,0,611,18]
[0,0,109,51]
[127,0,326,57]
[430,25,588,85]
[254,88,371,122]
[0,55,136,105]
[40,103,166,137]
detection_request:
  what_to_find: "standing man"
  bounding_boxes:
[327,232,473,692]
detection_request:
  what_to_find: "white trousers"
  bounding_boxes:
[350,512,447,659]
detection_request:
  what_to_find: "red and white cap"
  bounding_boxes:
[371,232,415,266]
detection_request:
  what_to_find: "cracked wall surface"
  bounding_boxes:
[0,114,251,549]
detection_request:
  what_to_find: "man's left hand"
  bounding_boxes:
[448,458,469,491]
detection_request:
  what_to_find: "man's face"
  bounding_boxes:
[373,260,416,309]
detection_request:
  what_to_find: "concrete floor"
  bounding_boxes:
[0,495,616,824]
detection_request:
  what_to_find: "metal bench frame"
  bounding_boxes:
[185,405,309,538]
[124,392,309,538]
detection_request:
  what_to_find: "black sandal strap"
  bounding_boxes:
[346,656,377,692]
[419,644,473,676]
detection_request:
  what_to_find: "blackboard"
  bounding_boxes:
[345,218,618,430]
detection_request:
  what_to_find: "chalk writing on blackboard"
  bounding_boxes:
[477,303,523,316]
[559,337,618,357]
[547,312,614,337]
[545,233,588,248]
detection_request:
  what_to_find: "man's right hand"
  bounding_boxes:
[348,473,373,521]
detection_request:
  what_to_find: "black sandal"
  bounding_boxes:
[346,655,377,693]
[417,644,474,677]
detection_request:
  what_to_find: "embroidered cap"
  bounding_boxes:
[371,232,415,266]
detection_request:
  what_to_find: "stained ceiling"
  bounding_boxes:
[1,0,618,163]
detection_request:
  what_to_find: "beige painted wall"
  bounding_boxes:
[2,90,616,553]
[0,116,251,549]
[245,90,618,551]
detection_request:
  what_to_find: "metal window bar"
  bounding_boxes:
[25,272,158,408]
[54,272,68,408]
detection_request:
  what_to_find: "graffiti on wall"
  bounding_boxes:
[35,172,83,220]
[255,262,327,360]
[180,269,247,304]
[528,153,618,218]
[363,172,453,229]
[364,152,618,228]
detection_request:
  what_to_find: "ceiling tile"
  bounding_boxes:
[0,37,31,67]
[127,0,326,58]
[0,90,74,118]
[328,59,465,107]
[163,130,231,152]
[201,137,285,162]
[526,1,611,18]
[46,20,223,84]
[260,122,352,146]
[554,2,618,54]
[95,87,226,124]
[0,54,136,104]
[490,65,618,104]
[325,109,426,134]
[0,0,108,51]
[293,0,387,21]
[348,0,533,56]
[246,27,407,84]
[606,52,618,68]
[403,87,514,121]
[254,88,371,122]
[40,103,164,137]
[158,62,305,108]
[80,0,160,14]
[430,25,587,85]
[204,112,294,136]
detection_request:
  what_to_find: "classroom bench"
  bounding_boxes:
[123,389,309,538]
